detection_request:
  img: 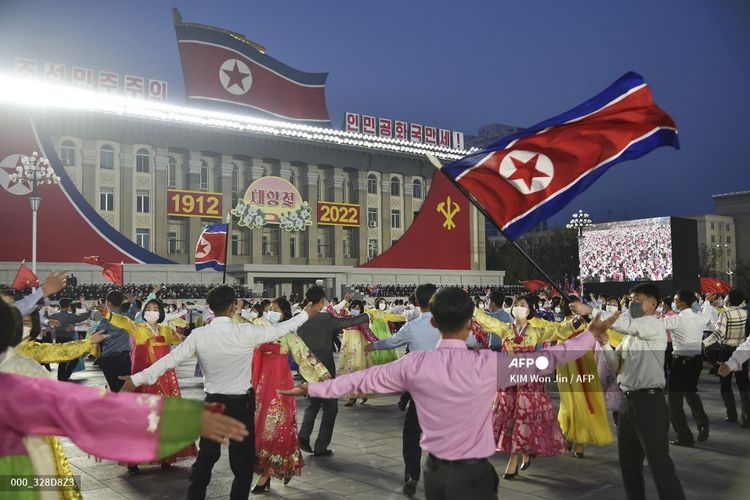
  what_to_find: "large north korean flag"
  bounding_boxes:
[175,21,331,125]
[442,72,679,240]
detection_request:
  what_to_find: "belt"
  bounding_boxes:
[206,389,254,400]
[673,354,702,360]
[427,453,488,466]
[623,387,663,398]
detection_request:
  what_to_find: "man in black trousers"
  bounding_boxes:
[572,284,685,500]
[297,285,369,456]
[119,286,323,500]
[96,290,132,392]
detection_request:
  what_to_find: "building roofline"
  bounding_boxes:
[712,190,750,199]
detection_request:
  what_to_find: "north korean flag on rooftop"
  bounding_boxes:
[174,19,331,125]
[442,72,678,241]
[195,223,228,272]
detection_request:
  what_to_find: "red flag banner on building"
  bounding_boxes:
[12,261,39,290]
[83,256,124,286]
[521,280,551,293]
[173,10,331,125]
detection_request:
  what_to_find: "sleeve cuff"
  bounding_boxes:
[131,373,146,387]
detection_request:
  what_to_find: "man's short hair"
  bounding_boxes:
[430,287,473,334]
[415,284,437,309]
[631,283,660,303]
[306,286,325,304]
[727,289,746,307]
[676,290,696,308]
[207,285,236,314]
[503,297,514,308]
[489,291,504,308]
[58,297,72,310]
[106,290,124,307]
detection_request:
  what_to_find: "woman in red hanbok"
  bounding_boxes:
[99,298,197,474]
[251,298,331,492]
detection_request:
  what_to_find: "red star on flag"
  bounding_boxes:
[222,62,250,92]
[196,240,208,256]
[507,153,550,190]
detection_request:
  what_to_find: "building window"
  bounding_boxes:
[413,179,423,199]
[167,156,177,188]
[99,145,114,169]
[342,228,353,258]
[136,229,150,250]
[200,160,209,191]
[168,232,179,254]
[136,148,150,173]
[262,227,279,256]
[367,208,378,227]
[289,171,296,186]
[60,141,76,167]
[390,177,401,196]
[711,235,715,243]
[726,224,731,231]
[727,236,731,244]
[367,174,377,194]
[368,239,378,259]
[231,234,240,256]
[343,176,350,203]
[261,167,268,177]
[99,188,114,211]
[136,191,150,213]
[290,235,297,258]
[317,173,324,201]
[710,222,715,230]
[231,164,240,207]
[317,228,330,258]
[391,209,401,229]
[414,210,420,221]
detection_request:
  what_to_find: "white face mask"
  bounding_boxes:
[671,302,679,312]
[266,310,282,325]
[143,310,160,323]
[512,306,529,321]
[554,306,561,314]
[378,303,386,311]
[22,326,32,339]
[606,305,619,314]
[350,309,361,316]
[478,302,485,310]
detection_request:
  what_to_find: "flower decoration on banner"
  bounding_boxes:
[8,151,61,191]
[231,201,266,229]
[231,176,311,232]
[279,201,313,232]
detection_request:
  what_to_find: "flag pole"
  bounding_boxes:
[222,214,230,285]
[426,155,571,301]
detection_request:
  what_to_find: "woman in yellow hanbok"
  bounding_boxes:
[555,299,614,459]
[474,295,578,479]
[336,300,381,406]
[365,299,405,365]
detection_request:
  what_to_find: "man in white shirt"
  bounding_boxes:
[120,285,324,500]
[663,290,714,446]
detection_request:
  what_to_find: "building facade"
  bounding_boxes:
[689,214,737,280]
[713,191,750,272]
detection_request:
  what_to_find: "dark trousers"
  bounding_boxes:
[100,352,132,393]
[720,354,749,420]
[663,342,673,389]
[403,395,422,482]
[617,391,685,500]
[55,337,77,381]
[668,355,708,443]
[187,391,255,500]
[299,396,338,453]
[423,454,498,500]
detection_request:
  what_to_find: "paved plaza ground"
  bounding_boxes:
[59,356,750,499]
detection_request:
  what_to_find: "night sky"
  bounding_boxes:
[2,0,748,228]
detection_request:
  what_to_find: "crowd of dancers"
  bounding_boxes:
[1,270,749,500]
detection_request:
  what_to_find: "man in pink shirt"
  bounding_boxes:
[281,287,617,499]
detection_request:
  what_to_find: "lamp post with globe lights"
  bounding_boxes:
[8,152,61,274]
[566,209,594,294]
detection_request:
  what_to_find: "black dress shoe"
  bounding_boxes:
[573,452,584,459]
[403,479,418,497]
[251,478,270,494]
[298,437,312,453]
[313,449,334,457]
[669,439,694,447]
[725,415,738,423]
[127,465,140,475]
[697,424,709,443]
[520,455,534,470]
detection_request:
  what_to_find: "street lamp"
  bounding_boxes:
[566,210,594,294]
[8,152,61,274]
